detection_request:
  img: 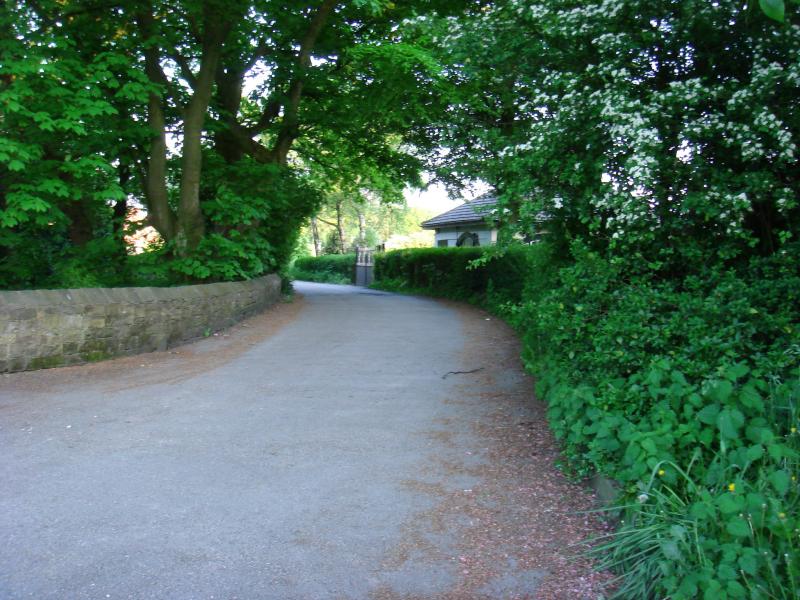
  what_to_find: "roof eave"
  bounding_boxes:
[420,218,496,229]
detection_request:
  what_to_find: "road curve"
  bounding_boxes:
[0,282,608,599]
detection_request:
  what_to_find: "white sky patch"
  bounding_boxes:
[404,177,490,214]
[405,183,461,213]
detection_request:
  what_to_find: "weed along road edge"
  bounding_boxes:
[0,282,609,599]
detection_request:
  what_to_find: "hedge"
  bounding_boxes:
[373,245,549,309]
[372,243,800,599]
[290,253,356,284]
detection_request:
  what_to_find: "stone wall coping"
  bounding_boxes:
[0,274,282,373]
[0,275,276,307]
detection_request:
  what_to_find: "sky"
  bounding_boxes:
[404,178,490,215]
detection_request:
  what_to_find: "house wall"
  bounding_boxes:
[0,274,281,373]
[433,225,495,247]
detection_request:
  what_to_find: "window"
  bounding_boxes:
[437,239,449,247]
[456,232,480,247]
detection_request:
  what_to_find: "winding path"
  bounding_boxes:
[0,282,607,599]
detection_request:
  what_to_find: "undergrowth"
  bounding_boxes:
[374,243,800,598]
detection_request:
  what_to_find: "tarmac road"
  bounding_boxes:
[0,282,608,600]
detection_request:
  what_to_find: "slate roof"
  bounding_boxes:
[420,195,497,229]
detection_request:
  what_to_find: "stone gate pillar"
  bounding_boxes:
[355,247,374,286]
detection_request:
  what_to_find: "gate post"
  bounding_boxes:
[355,247,374,286]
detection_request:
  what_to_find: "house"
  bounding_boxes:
[420,195,498,248]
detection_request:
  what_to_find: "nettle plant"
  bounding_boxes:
[516,245,799,598]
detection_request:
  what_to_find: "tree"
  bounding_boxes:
[0,2,146,287]
[1,0,460,287]
[302,186,434,255]
[417,0,799,269]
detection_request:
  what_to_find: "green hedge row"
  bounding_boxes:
[374,245,549,308]
[290,253,356,284]
[372,244,800,599]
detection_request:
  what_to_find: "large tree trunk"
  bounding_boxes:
[137,9,176,242]
[214,65,246,164]
[142,91,175,241]
[357,210,366,246]
[113,163,130,242]
[310,216,321,257]
[335,198,346,254]
[62,201,93,246]
[177,23,226,252]
[137,4,233,254]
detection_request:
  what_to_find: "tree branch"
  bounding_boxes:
[316,216,338,228]
[186,13,203,44]
[169,51,198,90]
[272,0,338,164]
[247,98,282,134]
[244,39,270,72]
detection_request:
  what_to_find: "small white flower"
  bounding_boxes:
[637,493,649,503]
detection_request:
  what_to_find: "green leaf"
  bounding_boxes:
[708,380,733,403]
[739,385,763,410]
[641,437,658,455]
[661,539,681,560]
[704,579,723,599]
[718,562,737,581]
[697,403,720,424]
[717,493,744,514]
[738,552,758,576]
[7,159,24,171]
[678,578,698,597]
[769,470,790,495]
[760,0,785,21]
[725,518,750,537]
[726,579,747,598]
[745,445,764,461]
[767,444,784,459]
[669,524,687,540]
[725,363,749,381]
[717,408,744,439]
[690,500,716,520]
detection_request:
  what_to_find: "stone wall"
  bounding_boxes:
[0,274,281,373]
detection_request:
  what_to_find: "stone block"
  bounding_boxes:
[7,307,36,321]
[7,356,28,372]
[80,339,112,354]
[63,354,83,366]
[0,321,15,338]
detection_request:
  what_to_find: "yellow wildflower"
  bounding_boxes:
[658,469,665,476]
[728,483,736,492]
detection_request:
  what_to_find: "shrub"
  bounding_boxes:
[373,240,800,598]
[373,244,552,311]
[290,253,356,284]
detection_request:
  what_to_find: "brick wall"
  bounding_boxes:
[0,274,281,373]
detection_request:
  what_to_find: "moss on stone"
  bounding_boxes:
[84,350,111,363]
[28,355,65,370]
